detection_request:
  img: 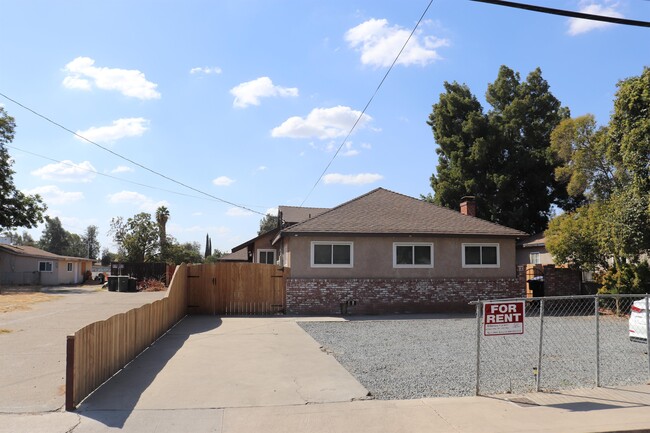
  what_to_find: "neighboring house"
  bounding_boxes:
[222,205,328,265]
[272,188,528,314]
[516,233,554,265]
[0,244,93,286]
[516,233,586,297]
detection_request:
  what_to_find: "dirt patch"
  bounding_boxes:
[0,328,12,334]
[0,291,60,314]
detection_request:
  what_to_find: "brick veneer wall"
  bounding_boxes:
[286,266,526,315]
[542,265,582,296]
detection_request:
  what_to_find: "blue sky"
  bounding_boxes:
[1,0,649,253]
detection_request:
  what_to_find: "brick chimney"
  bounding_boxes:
[460,196,476,217]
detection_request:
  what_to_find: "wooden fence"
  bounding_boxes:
[187,262,288,315]
[65,262,287,410]
[65,263,188,410]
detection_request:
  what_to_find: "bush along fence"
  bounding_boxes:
[65,264,188,410]
[472,294,650,396]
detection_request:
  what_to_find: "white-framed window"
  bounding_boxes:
[39,261,53,272]
[393,243,433,268]
[311,241,353,268]
[529,252,541,265]
[462,243,500,268]
[258,249,276,265]
[67,263,73,272]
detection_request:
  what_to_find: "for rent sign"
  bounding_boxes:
[483,301,525,336]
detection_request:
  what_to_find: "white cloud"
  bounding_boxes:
[361,143,372,149]
[257,165,268,171]
[107,190,168,212]
[345,18,449,67]
[111,165,134,174]
[323,173,383,185]
[568,3,623,35]
[76,118,149,143]
[27,185,84,205]
[190,66,222,75]
[230,77,298,108]
[31,160,97,183]
[271,106,372,140]
[226,207,253,217]
[213,176,235,186]
[265,207,278,216]
[63,56,160,100]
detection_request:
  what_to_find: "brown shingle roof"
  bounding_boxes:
[282,188,526,237]
[0,244,93,261]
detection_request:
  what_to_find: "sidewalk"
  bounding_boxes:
[1,315,649,432]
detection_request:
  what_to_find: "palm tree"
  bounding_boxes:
[155,206,170,253]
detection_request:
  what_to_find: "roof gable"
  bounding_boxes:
[0,244,93,261]
[282,188,526,237]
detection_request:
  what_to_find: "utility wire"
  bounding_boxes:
[300,0,436,206]
[7,144,214,202]
[470,0,650,27]
[0,92,266,216]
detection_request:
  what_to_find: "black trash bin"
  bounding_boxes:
[107,276,118,292]
[116,275,130,292]
[128,277,137,292]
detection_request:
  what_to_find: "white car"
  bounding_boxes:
[629,298,649,343]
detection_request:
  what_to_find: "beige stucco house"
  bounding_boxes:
[0,244,93,286]
[221,205,328,264]
[516,233,554,265]
[273,188,527,314]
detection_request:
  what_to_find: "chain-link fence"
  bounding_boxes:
[472,295,650,395]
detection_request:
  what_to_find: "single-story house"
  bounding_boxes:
[221,205,329,264]
[272,188,528,314]
[516,233,553,265]
[0,244,93,286]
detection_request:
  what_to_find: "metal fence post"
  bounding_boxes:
[475,301,482,396]
[595,295,600,387]
[536,298,544,392]
[646,295,649,381]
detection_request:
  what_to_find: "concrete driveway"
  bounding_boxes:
[3,292,650,433]
[0,285,165,412]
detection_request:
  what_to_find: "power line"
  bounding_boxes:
[300,0,436,206]
[470,0,650,27]
[0,92,266,216]
[6,144,215,202]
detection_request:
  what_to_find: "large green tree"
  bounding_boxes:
[546,67,650,294]
[82,225,100,259]
[258,213,279,235]
[38,216,70,255]
[427,66,570,234]
[110,213,160,263]
[0,107,46,230]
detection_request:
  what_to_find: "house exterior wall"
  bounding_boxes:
[286,266,526,314]
[0,253,90,285]
[285,235,517,279]
[516,246,554,265]
[251,231,279,264]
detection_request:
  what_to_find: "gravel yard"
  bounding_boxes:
[299,314,649,400]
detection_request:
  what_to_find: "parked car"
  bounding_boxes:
[629,298,649,343]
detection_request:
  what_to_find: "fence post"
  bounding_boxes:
[646,296,649,381]
[595,295,600,387]
[475,302,482,396]
[536,298,544,392]
[65,335,75,411]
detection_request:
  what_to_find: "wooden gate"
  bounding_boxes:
[186,263,287,315]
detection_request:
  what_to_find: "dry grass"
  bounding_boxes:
[0,329,12,334]
[0,289,60,314]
